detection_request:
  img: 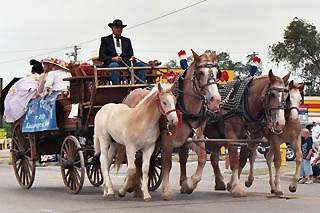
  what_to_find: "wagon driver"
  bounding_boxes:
[99,19,147,85]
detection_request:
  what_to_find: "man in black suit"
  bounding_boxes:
[99,19,146,85]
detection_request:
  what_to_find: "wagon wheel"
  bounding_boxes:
[147,148,163,191]
[60,136,85,194]
[11,121,36,189]
[86,155,103,187]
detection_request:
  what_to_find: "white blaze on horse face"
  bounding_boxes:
[274,86,286,129]
[158,83,179,127]
[202,67,221,111]
[289,88,302,120]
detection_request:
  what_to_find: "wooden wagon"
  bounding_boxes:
[10,64,167,194]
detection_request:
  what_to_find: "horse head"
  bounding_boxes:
[188,49,221,112]
[157,83,180,130]
[263,70,290,133]
[287,80,304,120]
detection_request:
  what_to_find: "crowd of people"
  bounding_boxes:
[298,122,320,184]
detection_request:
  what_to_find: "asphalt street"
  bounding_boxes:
[0,158,320,213]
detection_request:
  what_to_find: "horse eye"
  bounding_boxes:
[162,101,167,106]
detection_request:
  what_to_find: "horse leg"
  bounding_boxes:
[228,146,246,197]
[131,152,143,197]
[141,144,156,201]
[179,146,189,187]
[242,144,258,188]
[161,134,173,200]
[119,147,136,197]
[99,135,115,199]
[289,136,302,193]
[265,145,276,194]
[238,146,249,178]
[210,148,226,190]
[273,141,283,196]
[180,141,206,194]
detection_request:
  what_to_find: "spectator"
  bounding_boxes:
[298,128,314,184]
[312,123,320,162]
[312,156,320,182]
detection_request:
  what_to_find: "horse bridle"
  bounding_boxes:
[187,62,218,105]
[156,93,182,135]
[263,86,288,133]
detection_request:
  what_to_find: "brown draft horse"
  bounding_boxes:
[238,80,304,195]
[117,50,221,200]
[199,70,290,197]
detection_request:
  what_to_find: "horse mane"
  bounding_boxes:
[136,84,158,106]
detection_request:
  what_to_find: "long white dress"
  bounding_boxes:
[4,74,41,123]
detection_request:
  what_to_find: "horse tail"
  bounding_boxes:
[94,134,101,156]
[114,145,127,174]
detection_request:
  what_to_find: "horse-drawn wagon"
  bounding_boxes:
[10,63,167,194]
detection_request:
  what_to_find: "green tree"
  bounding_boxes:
[269,17,320,95]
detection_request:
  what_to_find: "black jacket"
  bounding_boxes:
[99,34,134,66]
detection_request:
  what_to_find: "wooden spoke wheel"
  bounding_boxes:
[11,121,36,189]
[60,136,85,194]
[147,148,163,191]
[86,155,103,187]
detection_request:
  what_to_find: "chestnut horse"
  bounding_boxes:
[200,70,290,197]
[94,83,179,201]
[116,50,221,200]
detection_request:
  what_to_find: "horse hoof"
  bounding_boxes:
[118,189,126,197]
[231,185,247,198]
[275,191,284,196]
[104,194,115,200]
[144,197,152,202]
[127,187,134,193]
[162,192,173,201]
[270,189,275,194]
[289,185,297,193]
[226,183,232,192]
[245,180,253,188]
[180,179,194,194]
[215,181,226,191]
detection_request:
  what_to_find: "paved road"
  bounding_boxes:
[0,160,319,213]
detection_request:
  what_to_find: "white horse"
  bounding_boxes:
[94,83,179,201]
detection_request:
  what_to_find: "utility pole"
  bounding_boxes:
[66,45,81,62]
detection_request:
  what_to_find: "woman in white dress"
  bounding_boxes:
[4,59,44,123]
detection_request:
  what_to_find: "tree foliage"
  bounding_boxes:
[269,18,320,95]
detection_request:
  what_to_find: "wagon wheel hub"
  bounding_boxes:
[15,151,25,160]
[62,160,74,169]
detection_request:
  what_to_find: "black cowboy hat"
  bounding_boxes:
[108,19,127,28]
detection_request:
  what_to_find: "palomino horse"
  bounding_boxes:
[94,83,179,201]
[201,70,290,197]
[116,50,221,200]
[237,80,304,195]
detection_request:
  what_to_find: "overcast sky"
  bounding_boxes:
[1,0,320,86]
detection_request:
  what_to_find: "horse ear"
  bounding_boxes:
[289,80,294,89]
[191,49,200,62]
[282,71,291,84]
[268,69,276,82]
[209,51,217,62]
[298,83,305,91]
[158,83,163,93]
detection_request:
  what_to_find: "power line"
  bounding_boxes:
[0,0,207,65]
[77,0,208,46]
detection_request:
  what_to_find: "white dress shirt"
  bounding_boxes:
[113,34,122,56]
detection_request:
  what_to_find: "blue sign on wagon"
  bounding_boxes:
[22,92,60,133]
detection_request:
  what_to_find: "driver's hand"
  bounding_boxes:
[112,56,122,62]
[129,56,136,61]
